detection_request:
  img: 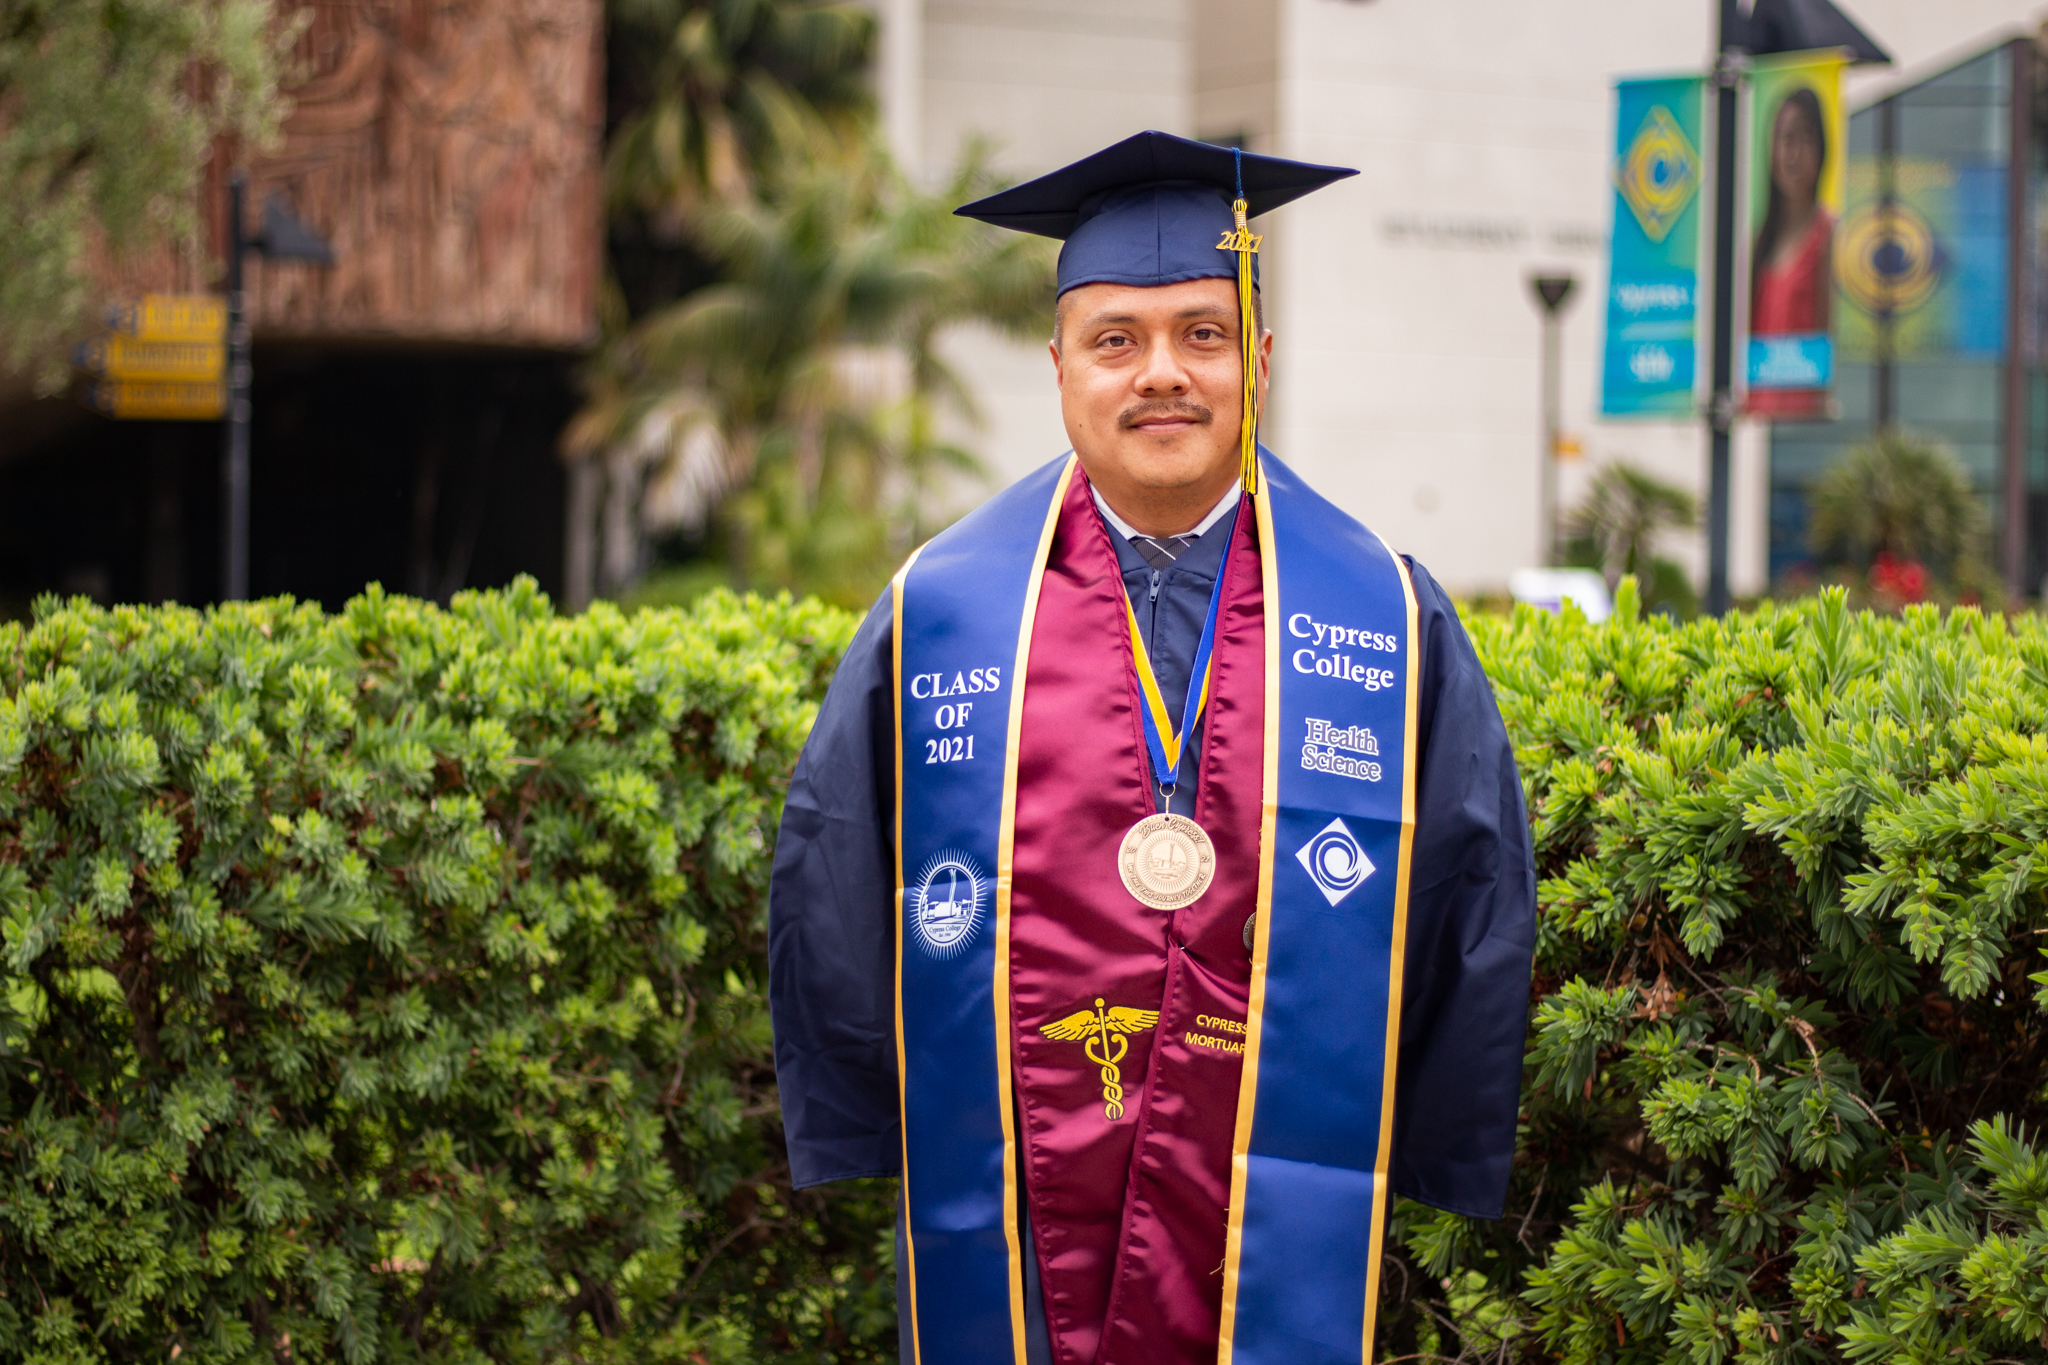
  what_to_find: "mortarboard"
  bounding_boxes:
[955,130,1356,495]
[953,131,1355,296]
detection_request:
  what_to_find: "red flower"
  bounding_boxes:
[1869,551,1928,603]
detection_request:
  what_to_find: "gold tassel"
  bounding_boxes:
[1230,196,1261,496]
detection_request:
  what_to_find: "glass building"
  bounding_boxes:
[1768,39,2041,594]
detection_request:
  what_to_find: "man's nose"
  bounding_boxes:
[1132,338,1190,396]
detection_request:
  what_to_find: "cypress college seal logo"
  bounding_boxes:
[1618,104,1701,243]
[911,852,986,957]
[1295,817,1374,907]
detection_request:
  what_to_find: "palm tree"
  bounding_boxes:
[574,0,1053,607]
[565,138,1056,606]
[1806,431,1989,597]
[1565,463,1699,591]
[605,0,875,229]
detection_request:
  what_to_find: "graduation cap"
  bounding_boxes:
[955,130,1354,296]
[956,130,1355,494]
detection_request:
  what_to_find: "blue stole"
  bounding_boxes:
[890,451,1420,1365]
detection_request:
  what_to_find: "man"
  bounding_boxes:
[769,131,1534,1365]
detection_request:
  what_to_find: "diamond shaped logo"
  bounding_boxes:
[1617,105,1701,244]
[1295,817,1374,907]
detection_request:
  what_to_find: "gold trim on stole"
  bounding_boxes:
[1214,473,1423,1364]
[993,455,1078,1361]
[1361,534,1422,1362]
[1216,466,1281,1363]
[890,455,1077,1365]
[890,544,927,1365]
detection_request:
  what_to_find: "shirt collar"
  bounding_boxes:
[1092,482,1241,543]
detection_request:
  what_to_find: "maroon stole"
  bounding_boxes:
[1008,467,1266,1364]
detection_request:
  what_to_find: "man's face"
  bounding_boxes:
[1050,277,1272,517]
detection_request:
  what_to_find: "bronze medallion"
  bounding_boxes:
[1117,812,1216,910]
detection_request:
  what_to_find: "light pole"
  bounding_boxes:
[1705,3,1741,616]
[219,171,334,601]
[222,172,251,602]
[1531,273,1577,568]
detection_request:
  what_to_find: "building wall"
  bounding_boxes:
[246,0,604,345]
[1266,0,1713,593]
[885,0,2048,595]
[1193,0,1279,151]
[919,0,1193,177]
[906,0,1195,501]
[90,0,605,349]
[6,0,602,613]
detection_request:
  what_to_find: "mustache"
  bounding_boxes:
[1119,400,1212,430]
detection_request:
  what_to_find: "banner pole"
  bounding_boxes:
[1706,0,1742,616]
[2002,37,2031,602]
[221,170,251,602]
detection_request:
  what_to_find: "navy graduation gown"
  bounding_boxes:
[766,511,1537,1345]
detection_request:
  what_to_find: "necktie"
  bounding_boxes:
[1129,533,1197,571]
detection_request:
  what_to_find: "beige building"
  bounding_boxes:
[876,0,2046,595]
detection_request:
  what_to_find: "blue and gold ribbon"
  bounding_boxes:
[1122,523,1236,804]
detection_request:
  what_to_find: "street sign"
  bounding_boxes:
[77,294,228,419]
[74,336,225,381]
[103,293,226,343]
[84,380,227,421]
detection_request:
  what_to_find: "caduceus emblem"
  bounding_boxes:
[1040,998,1160,1120]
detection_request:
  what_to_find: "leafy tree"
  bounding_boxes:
[1807,431,1993,603]
[568,141,1055,606]
[1376,584,2048,1364]
[0,0,298,390]
[0,583,895,1363]
[1563,462,1699,618]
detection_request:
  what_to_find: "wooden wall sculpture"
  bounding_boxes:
[226,0,602,347]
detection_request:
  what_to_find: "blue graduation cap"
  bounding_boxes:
[955,130,1355,298]
[956,130,1355,495]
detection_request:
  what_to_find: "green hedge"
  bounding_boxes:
[1382,583,2048,1364]
[0,583,893,1365]
[12,579,2048,1365]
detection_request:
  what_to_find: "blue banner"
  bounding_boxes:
[1602,76,1706,418]
[1838,158,2007,362]
[1220,455,1419,1364]
[892,457,1072,1365]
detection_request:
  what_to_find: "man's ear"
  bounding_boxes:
[1050,338,1065,389]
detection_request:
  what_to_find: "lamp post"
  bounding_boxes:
[1705,3,1741,617]
[1531,273,1577,568]
[219,171,334,601]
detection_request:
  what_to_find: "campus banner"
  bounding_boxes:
[1602,75,1705,418]
[1744,49,1848,419]
[1836,153,2007,363]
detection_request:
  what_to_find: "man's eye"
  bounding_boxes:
[1100,335,1130,348]
[1191,327,1221,341]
